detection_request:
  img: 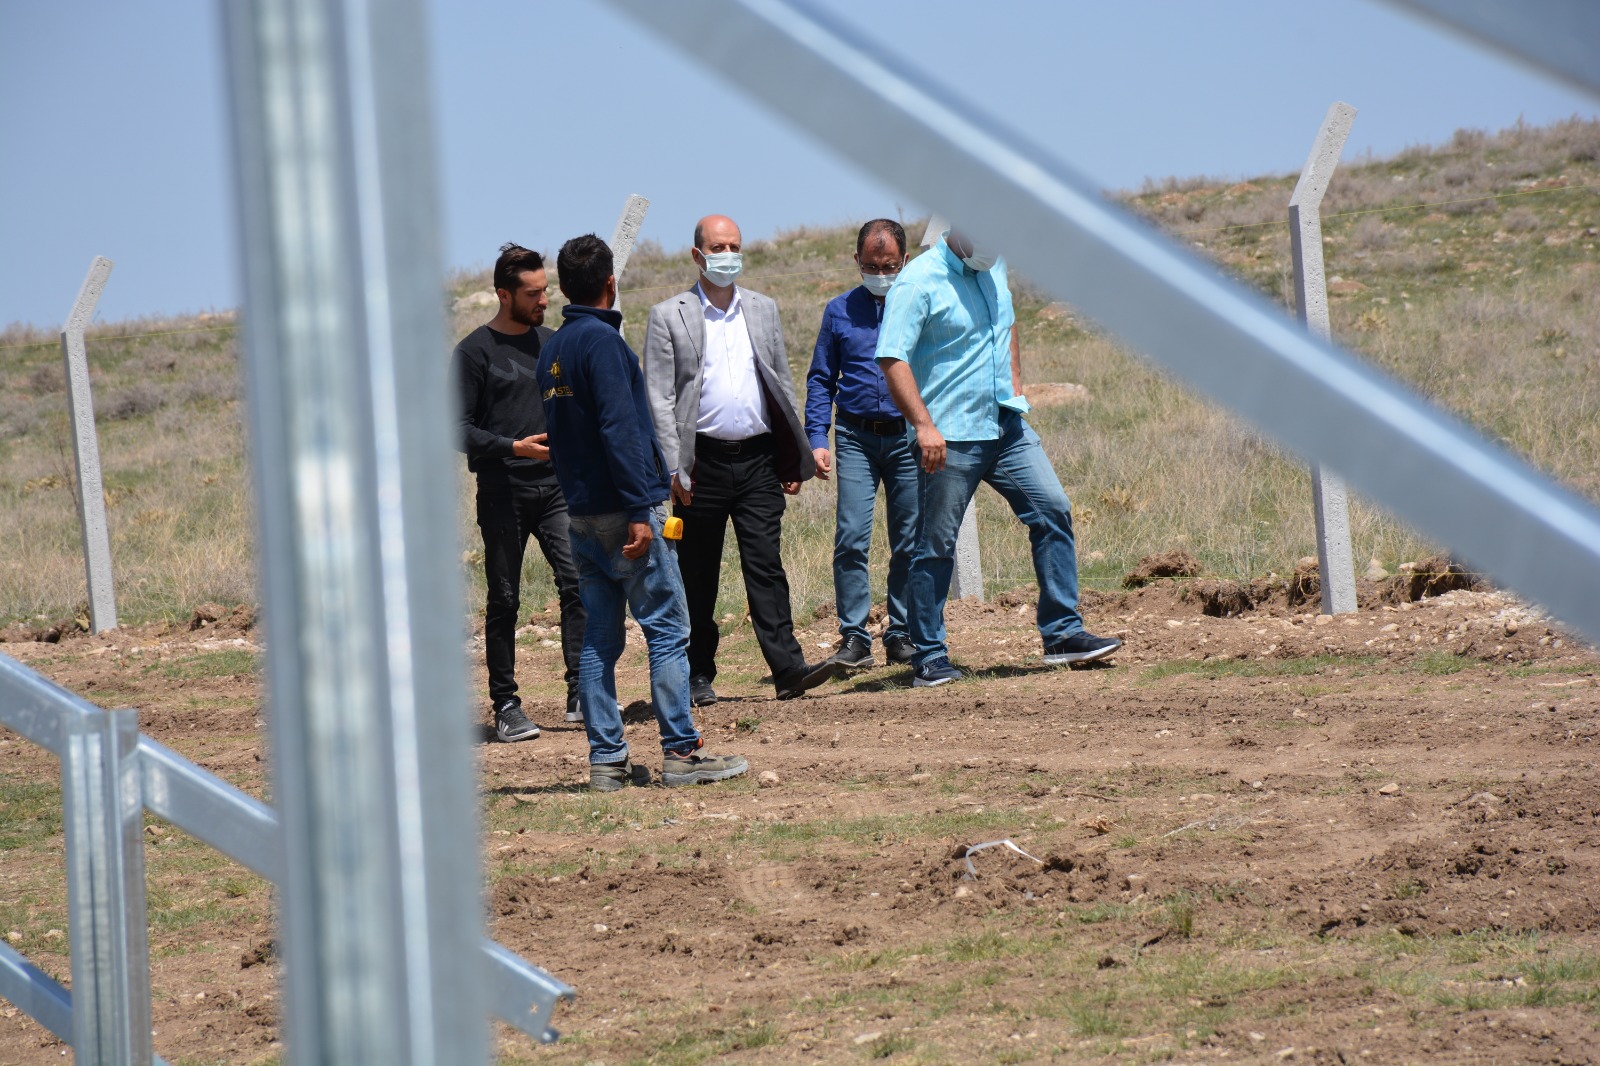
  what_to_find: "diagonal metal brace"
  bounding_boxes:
[604,0,1600,644]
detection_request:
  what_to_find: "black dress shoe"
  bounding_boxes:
[830,634,874,670]
[775,659,840,700]
[689,675,718,707]
[883,634,916,665]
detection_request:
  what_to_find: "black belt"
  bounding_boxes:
[837,410,907,436]
[695,432,773,456]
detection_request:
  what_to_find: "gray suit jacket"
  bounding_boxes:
[641,285,815,486]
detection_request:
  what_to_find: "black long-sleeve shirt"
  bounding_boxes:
[451,323,557,485]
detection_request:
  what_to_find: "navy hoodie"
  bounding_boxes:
[537,304,669,522]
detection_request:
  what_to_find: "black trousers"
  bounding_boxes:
[674,437,805,682]
[476,479,584,705]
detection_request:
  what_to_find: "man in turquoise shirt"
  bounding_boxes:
[876,227,1123,686]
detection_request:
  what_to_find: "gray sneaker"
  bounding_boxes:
[590,759,650,792]
[661,751,749,787]
[565,694,584,724]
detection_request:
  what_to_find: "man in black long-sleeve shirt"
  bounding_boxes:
[452,243,586,741]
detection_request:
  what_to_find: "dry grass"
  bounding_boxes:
[2,119,1597,626]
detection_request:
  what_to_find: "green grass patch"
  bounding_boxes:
[1142,654,1377,682]
[150,648,260,681]
[0,777,61,851]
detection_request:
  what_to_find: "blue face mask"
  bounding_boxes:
[961,251,998,272]
[860,271,897,298]
[697,250,743,287]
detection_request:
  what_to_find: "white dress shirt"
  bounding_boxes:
[694,284,771,441]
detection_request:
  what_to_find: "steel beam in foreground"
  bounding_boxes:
[220,1,487,1062]
[1385,0,1600,99]
[605,0,1600,644]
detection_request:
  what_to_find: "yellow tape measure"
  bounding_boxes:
[663,516,684,540]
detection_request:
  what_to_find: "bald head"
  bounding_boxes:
[693,214,741,253]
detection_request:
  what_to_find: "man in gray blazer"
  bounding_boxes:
[642,214,838,704]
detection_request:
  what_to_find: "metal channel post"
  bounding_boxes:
[60,706,152,1065]
[61,256,118,634]
[220,2,487,1064]
[1289,102,1358,615]
[919,216,984,602]
[604,0,1600,645]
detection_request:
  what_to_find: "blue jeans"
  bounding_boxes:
[906,411,1084,666]
[833,420,919,643]
[567,505,700,764]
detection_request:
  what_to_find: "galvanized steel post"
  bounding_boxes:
[60,705,151,1065]
[220,1,487,1063]
[920,216,984,602]
[61,256,118,634]
[1290,102,1359,615]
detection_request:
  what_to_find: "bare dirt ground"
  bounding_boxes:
[3,579,1599,1065]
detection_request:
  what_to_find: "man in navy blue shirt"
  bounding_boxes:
[538,234,748,792]
[805,219,919,670]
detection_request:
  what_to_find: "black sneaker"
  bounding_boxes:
[565,694,584,724]
[912,655,963,688]
[829,634,874,670]
[1043,632,1123,666]
[883,634,916,665]
[689,675,718,707]
[494,698,540,742]
[775,659,840,700]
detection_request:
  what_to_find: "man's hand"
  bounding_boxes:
[915,423,947,474]
[670,472,693,506]
[811,447,831,480]
[622,521,653,559]
[781,481,801,496]
[512,433,550,461]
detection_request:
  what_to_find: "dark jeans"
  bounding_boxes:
[673,438,805,682]
[476,479,585,704]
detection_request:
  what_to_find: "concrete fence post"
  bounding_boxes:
[608,193,650,284]
[607,193,649,336]
[60,256,118,634]
[920,217,985,602]
[60,705,151,1065]
[1289,102,1359,615]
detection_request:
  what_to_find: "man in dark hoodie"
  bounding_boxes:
[538,234,748,792]
[452,243,585,742]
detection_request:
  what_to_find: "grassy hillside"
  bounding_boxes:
[2,118,1596,627]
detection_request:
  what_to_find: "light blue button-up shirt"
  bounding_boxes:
[874,238,1029,442]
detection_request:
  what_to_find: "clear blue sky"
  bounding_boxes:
[1,0,1593,329]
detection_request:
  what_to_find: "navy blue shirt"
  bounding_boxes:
[804,285,904,450]
[537,304,670,522]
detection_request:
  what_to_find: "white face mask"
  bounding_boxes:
[961,251,998,272]
[860,271,897,298]
[697,250,743,287]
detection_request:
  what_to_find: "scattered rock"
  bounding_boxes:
[853,1031,884,1046]
[1377,783,1401,796]
[1364,557,1390,580]
[757,770,781,789]
[1122,550,1203,589]
[452,290,497,312]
